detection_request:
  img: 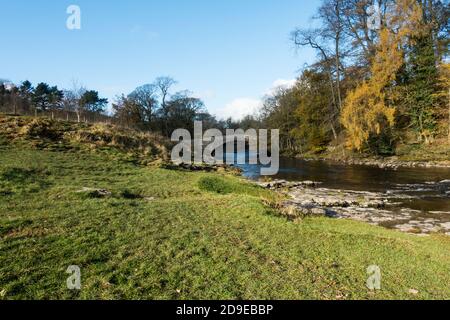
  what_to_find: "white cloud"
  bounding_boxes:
[265,78,297,95]
[272,78,297,88]
[193,90,216,100]
[215,98,262,121]
[214,78,297,121]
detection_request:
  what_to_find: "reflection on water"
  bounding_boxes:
[230,152,450,215]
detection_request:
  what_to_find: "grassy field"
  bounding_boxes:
[0,117,449,300]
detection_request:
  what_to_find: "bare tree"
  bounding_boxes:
[155,76,177,108]
[11,85,18,115]
[128,84,158,125]
[62,90,77,121]
[68,80,86,123]
[0,79,18,115]
[316,0,346,111]
[291,29,340,139]
[154,76,177,136]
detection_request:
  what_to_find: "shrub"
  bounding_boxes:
[120,189,143,199]
[198,176,233,195]
[19,118,62,140]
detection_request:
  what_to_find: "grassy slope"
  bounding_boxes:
[0,117,449,300]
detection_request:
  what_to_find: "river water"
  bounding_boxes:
[231,153,450,233]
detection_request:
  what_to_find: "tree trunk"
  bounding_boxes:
[327,68,339,139]
[331,124,338,141]
[335,33,342,111]
[425,0,440,60]
[334,1,342,111]
[448,88,450,144]
[419,112,424,143]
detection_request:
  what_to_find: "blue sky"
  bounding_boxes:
[0,0,319,119]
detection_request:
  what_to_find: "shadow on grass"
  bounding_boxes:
[0,167,52,195]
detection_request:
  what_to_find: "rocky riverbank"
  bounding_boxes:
[330,158,450,170]
[300,157,450,170]
[257,179,450,236]
[292,141,450,169]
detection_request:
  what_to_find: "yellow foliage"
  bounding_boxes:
[437,63,450,142]
[341,80,396,150]
[437,63,450,89]
[341,0,423,151]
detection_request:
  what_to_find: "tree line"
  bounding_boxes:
[0,79,109,123]
[0,76,237,137]
[258,0,449,155]
[2,0,448,152]
[112,76,223,136]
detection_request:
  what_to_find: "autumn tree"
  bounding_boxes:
[341,0,424,152]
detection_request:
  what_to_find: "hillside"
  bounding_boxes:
[0,116,449,300]
[0,116,170,165]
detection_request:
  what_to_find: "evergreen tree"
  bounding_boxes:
[404,33,439,143]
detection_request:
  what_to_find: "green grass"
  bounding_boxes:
[0,116,449,300]
[0,146,449,300]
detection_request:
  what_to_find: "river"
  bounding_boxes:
[231,153,450,234]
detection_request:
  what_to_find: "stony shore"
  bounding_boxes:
[298,156,450,170]
[331,158,450,170]
[256,179,450,236]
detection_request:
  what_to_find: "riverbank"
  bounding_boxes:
[312,157,450,170]
[293,141,450,169]
[256,179,450,236]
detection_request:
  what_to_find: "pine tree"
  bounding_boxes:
[404,30,439,143]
